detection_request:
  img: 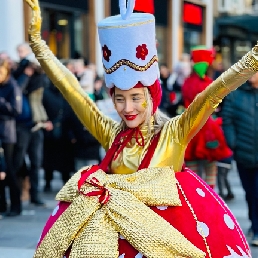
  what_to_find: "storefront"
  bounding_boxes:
[37,0,89,60]
[183,2,204,54]
[214,15,258,68]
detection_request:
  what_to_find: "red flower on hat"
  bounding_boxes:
[136,44,149,60]
[102,45,111,62]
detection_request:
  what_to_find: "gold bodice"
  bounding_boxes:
[28,16,258,174]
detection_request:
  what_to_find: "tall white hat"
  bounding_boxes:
[97,0,159,90]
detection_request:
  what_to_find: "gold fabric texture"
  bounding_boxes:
[34,167,206,258]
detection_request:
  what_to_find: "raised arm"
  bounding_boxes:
[173,43,258,145]
[24,0,119,149]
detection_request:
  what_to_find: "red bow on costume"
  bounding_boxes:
[79,175,110,205]
[78,127,161,205]
[78,127,146,204]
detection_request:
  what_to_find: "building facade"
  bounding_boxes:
[0,0,213,75]
[213,0,258,68]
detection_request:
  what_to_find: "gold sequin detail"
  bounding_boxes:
[103,56,158,74]
[142,100,147,109]
[34,167,205,258]
[243,52,258,71]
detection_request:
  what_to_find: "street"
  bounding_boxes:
[0,165,257,258]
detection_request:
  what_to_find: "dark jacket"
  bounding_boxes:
[42,82,75,173]
[0,77,22,143]
[70,113,101,161]
[221,81,258,168]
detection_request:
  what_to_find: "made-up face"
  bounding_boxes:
[0,66,8,84]
[113,87,147,128]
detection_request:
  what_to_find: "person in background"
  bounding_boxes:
[13,51,52,206]
[42,79,75,192]
[74,59,95,101]
[213,61,225,80]
[222,71,258,247]
[173,53,191,89]
[71,113,101,172]
[0,51,16,72]
[182,46,233,189]
[216,155,234,201]
[0,139,6,219]
[12,42,33,80]
[159,63,172,114]
[0,59,22,216]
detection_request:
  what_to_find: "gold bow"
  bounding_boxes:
[34,167,205,258]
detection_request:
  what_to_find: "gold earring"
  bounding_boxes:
[142,101,147,109]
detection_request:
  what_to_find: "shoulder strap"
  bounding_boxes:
[138,132,161,170]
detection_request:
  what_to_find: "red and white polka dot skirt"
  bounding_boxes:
[37,169,251,258]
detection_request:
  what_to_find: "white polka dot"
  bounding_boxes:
[52,205,59,216]
[156,206,168,210]
[135,253,143,258]
[196,188,205,197]
[119,234,125,239]
[197,221,209,237]
[63,256,66,258]
[224,214,235,230]
[119,254,125,258]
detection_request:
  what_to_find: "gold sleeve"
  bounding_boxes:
[27,8,119,150]
[174,43,258,145]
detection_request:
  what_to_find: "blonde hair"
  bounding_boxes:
[116,87,170,135]
[0,59,11,80]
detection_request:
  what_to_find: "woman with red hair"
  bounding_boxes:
[24,0,256,257]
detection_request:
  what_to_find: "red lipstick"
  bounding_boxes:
[124,115,138,120]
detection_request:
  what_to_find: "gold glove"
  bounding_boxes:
[34,167,205,258]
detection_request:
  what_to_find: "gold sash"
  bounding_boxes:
[34,167,205,258]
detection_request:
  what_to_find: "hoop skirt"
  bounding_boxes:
[35,168,250,258]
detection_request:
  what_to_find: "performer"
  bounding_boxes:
[181,46,233,189]
[24,0,255,257]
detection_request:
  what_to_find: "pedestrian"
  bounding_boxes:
[0,59,22,216]
[222,71,258,247]
[12,47,52,207]
[42,80,75,191]
[24,0,257,257]
[74,58,95,101]
[0,139,6,218]
[182,46,233,189]
[217,156,234,200]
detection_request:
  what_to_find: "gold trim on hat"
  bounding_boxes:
[104,55,158,74]
[98,19,155,29]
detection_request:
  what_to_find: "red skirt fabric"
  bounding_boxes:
[37,169,250,258]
